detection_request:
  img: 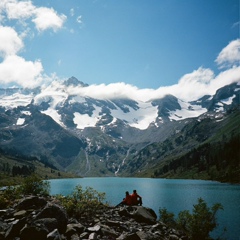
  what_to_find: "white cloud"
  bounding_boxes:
[166,66,240,101]
[57,59,62,66]
[211,66,240,90]
[68,67,215,102]
[0,0,66,32]
[232,21,240,29]
[0,26,23,57]
[0,0,66,88]
[32,7,67,32]
[167,67,215,100]
[0,55,43,88]
[178,67,214,85]
[76,15,82,24]
[4,0,35,20]
[67,82,143,100]
[70,8,74,17]
[0,25,44,87]
[59,40,240,103]
[216,39,240,68]
[0,0,239,106]
[62,65,240,103]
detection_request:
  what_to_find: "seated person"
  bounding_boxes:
[122,191,132,205]
[131,189,142,206]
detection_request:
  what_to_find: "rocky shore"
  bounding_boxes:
[0,195,188,240]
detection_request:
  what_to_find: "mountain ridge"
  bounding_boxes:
[0,78,239,180]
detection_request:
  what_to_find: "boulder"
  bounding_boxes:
[16,196,47,210]
[47,228,62,240]
[35,203,68,233]
[5,219,25,240]
[20,225,48,240]
[34,218,58,232]
[119,206,157,224]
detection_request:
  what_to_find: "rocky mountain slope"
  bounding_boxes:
[0,78,239,179]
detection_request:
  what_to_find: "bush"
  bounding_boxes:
[17,175,50,196]
[159,207,175,227]
[0,187,19,209]
[0,175,50,208]
[159,198,223,240]
[56,185,107,219]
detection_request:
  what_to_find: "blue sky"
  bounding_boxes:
[0,0,239,99]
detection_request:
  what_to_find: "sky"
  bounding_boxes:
[0,0,239,101]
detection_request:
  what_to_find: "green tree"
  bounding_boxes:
[159,198,223,240]
[159,207,175,227]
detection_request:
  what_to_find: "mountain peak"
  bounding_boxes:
[63,77,89,87]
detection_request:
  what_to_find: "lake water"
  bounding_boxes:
[49,177,240,240]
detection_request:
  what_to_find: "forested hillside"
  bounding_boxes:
[152,133,240,183]
[0,153,76,187]
[125,109,240,183]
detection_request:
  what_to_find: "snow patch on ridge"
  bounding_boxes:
[73,105,102,129]
[169,100,207,121]
[21,111,31,115]
[42,108,63,126]
[110,101,158,130]
[69,96,86,104]
[16,118,25,125]
[222,95,235,105]
[0,93,33,109]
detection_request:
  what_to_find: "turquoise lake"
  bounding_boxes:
[49,177,240,240]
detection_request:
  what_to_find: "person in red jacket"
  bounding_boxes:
[131,189,142,206]
[122,191,132,205]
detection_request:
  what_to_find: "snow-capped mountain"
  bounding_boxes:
[0,77,239,176]
[1,76,229,131]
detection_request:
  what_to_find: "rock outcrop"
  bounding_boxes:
[0,195,188,239]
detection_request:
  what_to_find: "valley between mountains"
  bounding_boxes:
[0,77,239,184]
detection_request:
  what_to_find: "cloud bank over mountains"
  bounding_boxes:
[0,0,239,102]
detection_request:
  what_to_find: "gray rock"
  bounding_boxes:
[0,195,189,240]
[87,224,100,232]
[88,232,97,239]
[47,229,62,240]
[119,232,141,240]
[16,196,47,210]
[70,233,80,240]
[0,210,8,217]
[34,218,58,232]
[13,210,27,219]
[5,218,25,240]
[20,225,48,240]
[79,232,89,239]
[66,223,84,235]
[120,206,157,224]
[99,223,118,238]
[169,234,180,240]
[35,203,68,233]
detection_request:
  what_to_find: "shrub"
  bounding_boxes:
[17,175,50,196]
[0,186,20,208]
[159,198,223,240]
[0,175,50,208]
[159,207,176,227]
[56,185,107,219]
